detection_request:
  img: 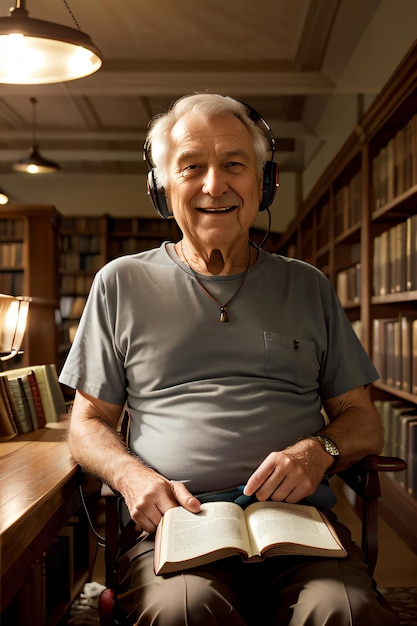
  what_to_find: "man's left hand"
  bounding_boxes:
[243,439,334,503]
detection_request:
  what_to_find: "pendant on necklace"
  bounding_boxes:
[220,307,229,322]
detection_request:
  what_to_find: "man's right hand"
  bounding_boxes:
[121,467,201,533]
[67,391,201,534]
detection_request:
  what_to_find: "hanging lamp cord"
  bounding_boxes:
[30,97,37,146]
[62,0,81,30]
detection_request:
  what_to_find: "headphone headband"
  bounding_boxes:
[237,100,276,161]
[144,98,279,219]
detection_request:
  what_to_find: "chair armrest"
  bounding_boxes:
[354,455,407,473]
[337,455,407,499]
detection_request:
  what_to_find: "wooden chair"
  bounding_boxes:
[97,455,407,626]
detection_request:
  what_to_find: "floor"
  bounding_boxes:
[91,476,417,589]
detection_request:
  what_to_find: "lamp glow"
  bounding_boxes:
[0,2,102,84]
[0,294,30,360]
[0,190,9,204]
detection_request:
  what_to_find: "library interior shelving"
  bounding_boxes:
[276,41,417,553]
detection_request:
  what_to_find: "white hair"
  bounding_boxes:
[145,93,272,189]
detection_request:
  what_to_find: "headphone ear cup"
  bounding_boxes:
[147,169,172,219]
[259,161,279,211]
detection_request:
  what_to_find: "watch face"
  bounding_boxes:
[316,435,339,457]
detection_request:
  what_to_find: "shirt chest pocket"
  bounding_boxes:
[264,331,320,389]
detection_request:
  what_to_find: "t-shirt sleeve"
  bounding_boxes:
[59,270,127,406]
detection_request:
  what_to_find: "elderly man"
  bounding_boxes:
[61,93,397,625]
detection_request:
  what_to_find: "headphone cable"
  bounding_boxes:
[79,484,106,547]
[255,207,272,249]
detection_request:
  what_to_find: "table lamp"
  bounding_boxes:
[0,294,30,360]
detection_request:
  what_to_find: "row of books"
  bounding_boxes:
[61,215,106,235]
[0,242,23,267]
[60,273,94,296]
[60,215,176,238]
[372,115,416,210]
[373,215,417,296]
[57,319,79,355]
[109,216,175,236]
[60,234,103,254]
[59,251,103,272]
[0,364,68,437]
[375,399,416,498]
[59,295,87,320]
[0,217,24,237]
[336,263,361,306]
[315,201,330,250]
[372,315,417,394]
[333,171,361,237]
[109,237,163,257]
[0,270,23,296]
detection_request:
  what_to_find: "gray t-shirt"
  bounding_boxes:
[60,243,378,495]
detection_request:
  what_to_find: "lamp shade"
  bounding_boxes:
[0,3,102,84]
[0,294,30,360]
[13,144,60,174]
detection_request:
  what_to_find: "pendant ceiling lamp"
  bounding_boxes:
[13,97,60,174]
[0,189,9,204]
[0,0,102,84]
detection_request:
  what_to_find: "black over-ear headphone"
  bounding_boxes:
[143,99,279,219]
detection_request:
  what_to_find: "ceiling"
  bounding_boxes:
[0,0,412,180]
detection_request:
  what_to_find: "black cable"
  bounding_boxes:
[79,484,106,547]
[252,206,271,249]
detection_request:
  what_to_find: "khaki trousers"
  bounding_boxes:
[115,514,399,626]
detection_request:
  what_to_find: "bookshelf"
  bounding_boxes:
[276,40,417,550]
[57,215,181,372]
[0,205,60,369]
[0,424,100,626]
[107,215,181,260]
[58,215,108,372]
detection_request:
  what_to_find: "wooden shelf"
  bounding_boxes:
[0,424,100,625]
[0,205,60,369]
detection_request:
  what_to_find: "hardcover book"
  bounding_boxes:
[154,500,346,575]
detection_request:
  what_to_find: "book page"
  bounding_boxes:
[245,502,344,555]
[157,501,251,566]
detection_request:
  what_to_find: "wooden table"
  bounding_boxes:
[0,423,96,615]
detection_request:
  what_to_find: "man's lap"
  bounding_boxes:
[114,515,399,625]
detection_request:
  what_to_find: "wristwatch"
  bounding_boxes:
[308,434,340,466]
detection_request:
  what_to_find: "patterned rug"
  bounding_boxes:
[380,588,417,625]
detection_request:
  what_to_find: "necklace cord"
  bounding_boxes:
[180,242,251,322]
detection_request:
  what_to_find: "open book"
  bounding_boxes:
[154,500,347,575]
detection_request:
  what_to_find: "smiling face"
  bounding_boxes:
[165,111,263,253]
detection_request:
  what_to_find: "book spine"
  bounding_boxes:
[0,376,19,434]
[7,378,29,433]
[27,370,46,428]
[17,377,35,431]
